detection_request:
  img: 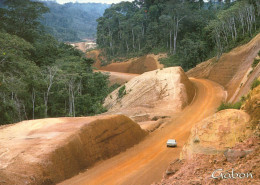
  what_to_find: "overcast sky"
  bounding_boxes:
[56,0,134,4]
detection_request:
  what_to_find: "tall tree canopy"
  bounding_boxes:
[96,0,260,70]
[0,0,49,42]
[0,0,113,125]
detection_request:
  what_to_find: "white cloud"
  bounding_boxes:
[56,0,134,4]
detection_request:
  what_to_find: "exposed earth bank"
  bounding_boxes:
[87,50,165,74]
[103,67,195,125]
[0,115,147,185]
[187,33,260,102]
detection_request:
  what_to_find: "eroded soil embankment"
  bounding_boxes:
[187,33,260,102]
[87,50,165,74]
[0,115,147,185]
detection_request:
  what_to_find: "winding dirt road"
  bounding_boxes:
[59,78,224,185]
[97,70,138,85]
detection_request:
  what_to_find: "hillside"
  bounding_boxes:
[187,33,260,102]
[0,0,259,185]
[88,50,166,74]
[40,1,110,42]
[0,1,112,125]
[96,0,260,71]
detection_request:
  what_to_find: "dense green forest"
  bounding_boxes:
[0,0,112,125]
[97,0,260,71]
[40,1,110,42]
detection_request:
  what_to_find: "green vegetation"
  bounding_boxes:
[218,77,260,112]
[97,0,260,71]
[109,83,121,93]
[252,51,260,68]
[40,1,110,42]
[118,85,126,99]
[0,0,111,125]
[217,101,243,111]
[251,79,260,90]
[252,58,260,68]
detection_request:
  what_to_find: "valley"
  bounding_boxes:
[0,0,259,185]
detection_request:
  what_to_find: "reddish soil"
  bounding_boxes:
[156,84,260,185]
[0,115,147,185]
[231,60,260,103]
[59,78,224,185]
[103,67,195,123]
[87,50,165,74]
[97,70,138,85]
[156,137,260,185]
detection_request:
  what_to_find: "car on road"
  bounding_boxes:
[166,139,177,147]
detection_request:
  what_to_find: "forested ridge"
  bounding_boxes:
[0,0,112,125]
[97,0,260,70]
[40,1,110,42]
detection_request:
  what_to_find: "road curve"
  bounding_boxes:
[97,70,138,85]
[59,78,224,185]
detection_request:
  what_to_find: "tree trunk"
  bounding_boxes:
[126,40,129,53]
[32,89,35,119]
[44,67,57,118]
[132,28,135,49]
[170,30,172,54]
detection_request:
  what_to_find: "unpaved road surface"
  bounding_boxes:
[59,78,224,185]
[98,70,138,85]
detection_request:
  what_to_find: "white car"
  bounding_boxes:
[166,139,177,147]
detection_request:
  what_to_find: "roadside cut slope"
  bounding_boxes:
[0,115,147,185]
[187,33,260,102]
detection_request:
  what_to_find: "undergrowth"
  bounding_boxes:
[251,79,260,90]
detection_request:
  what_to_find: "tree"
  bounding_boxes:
[0,0,49,42]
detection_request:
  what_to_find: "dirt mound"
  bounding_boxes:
[103,67,195,122]
[181,109,252,160]
[187,33,260,102]
[0,115,147,185]
[87,50,165,74]
[126,54,164,74]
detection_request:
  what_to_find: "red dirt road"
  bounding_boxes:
[97,70,138,85]
[59,78,224,185]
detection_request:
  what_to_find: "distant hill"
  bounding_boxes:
[40,1,110,42]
